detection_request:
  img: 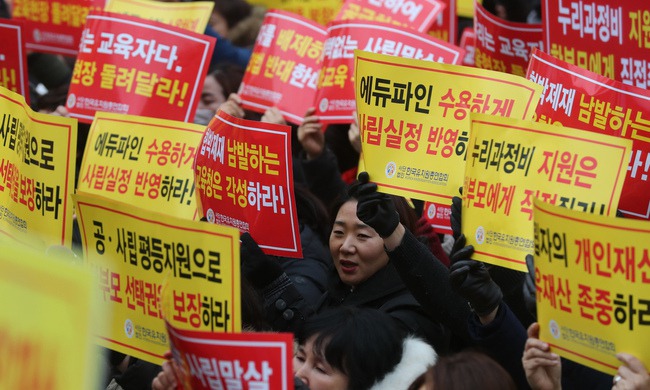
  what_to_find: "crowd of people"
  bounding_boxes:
[3,0,649,388]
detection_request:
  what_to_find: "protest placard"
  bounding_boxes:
[462,113,631,271]
[79,112,205,220]
[474,1,543,77]
[194,110,302,259]
[74,191,241,364]
[239,10,327,124]
[354,50,541,209]
[11,0,104,56]
[543,0,649,89]
[104,0,214,33]
[0,242,101,389]
[534,198,650,375]
[317,21,466,124]
[165,321,294,390]
[0,19,29,102]
[527,49,650,221]
[66,11,215,124]
[0,87,76,249]
[334,0,445,33]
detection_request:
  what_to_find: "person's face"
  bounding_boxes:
[198,74,226,112]
[293,337,349,390]
[329,200,389,287]
[210,11,229,37]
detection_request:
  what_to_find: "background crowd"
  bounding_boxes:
[1,0,648,389]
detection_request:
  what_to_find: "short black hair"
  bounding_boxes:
[297,307,404,389]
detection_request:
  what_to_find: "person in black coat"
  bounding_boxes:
[242,173,450,352]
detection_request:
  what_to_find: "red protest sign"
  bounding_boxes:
[0,19,29,103]
[459,27,476,67]
[166,321,294,390]
[526,48,650,220]
[543,0,649,89]
[315,20,466,124]
[335,0,446,33]
[194,111,302,259]
[65,11,215,124]
[11,0,105,56]
[426,0,457,44]
[239,10,327,125]
[473,1,543,77]
[422,201,453,234]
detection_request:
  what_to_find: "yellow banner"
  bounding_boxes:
[73,192,241,365]
[354,50,541,205]
[0,242,100,389]
[252,0,342,25]
[104,0,214,33]
[463,114,632,271]
[0,87,76,249]
[534,198,650,375]
[457,0,477,18]
[79,112,204,220]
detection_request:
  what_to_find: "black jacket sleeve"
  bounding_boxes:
[389,229,473,346]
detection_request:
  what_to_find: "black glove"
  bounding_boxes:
[450,188,463,239]
[354,172,399,238]
[449,234,503,317]
[523,254,537,319]
[240,232,284,289]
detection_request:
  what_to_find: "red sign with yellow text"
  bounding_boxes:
[0,20,29,103]
[527,49,650,220]
[239,10,327,125]
[11,0,105,56]
[474,1,543,77]
[65,11,215,124]
[335,0,445,33]
[194,111,302,259]
[426,0,457,44]
[166,323,294,390]
[543,0,650,89]
[316,20,466,124]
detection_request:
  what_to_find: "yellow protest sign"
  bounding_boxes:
[79,112,204,220]
[105,0,214,33]
[354,50,541,205]
[73,192,241,365]
[0,242,100,389]
[252,0,342,25]
[534,198,650,375]
[463,114,631,271]
[0,87,76,249]
[457,0,477,18]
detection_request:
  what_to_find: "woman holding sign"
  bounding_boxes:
[241,172,472,353]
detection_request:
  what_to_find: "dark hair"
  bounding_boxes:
[212,0,252,29]
[297,307,404,390]
[294,183,330,245]
[240,274,270,331]
[210,63,244,97]
[430,350,516,390]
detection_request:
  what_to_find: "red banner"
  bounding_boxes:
[65,11,215,124]
[167,321,294,390]
[473,1,543,77]
[543,0,650,90]
[10,0,105,56]
[459,27,476,67]
[316,20,466,124]
[0,20,29,103]
[426,0,457,44]
[335,0,445,33]
[422,200,453,234]
[194,111,302,259]
[527,48,650,220]
[239,10,327,125]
